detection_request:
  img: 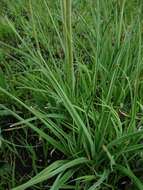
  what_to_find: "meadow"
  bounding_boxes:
[0,0,143,189]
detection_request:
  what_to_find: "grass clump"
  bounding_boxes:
[1,0,143,189]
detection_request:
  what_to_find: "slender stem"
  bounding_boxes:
[62,0,74,93]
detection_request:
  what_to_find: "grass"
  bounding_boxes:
[1,0,143,189]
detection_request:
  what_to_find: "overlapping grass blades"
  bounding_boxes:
[1,0,143,189]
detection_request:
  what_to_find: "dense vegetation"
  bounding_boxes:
[1,0,143,189]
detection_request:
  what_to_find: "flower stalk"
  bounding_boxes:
[62,0,74,93]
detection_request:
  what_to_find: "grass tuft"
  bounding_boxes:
[0,0,143,189]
